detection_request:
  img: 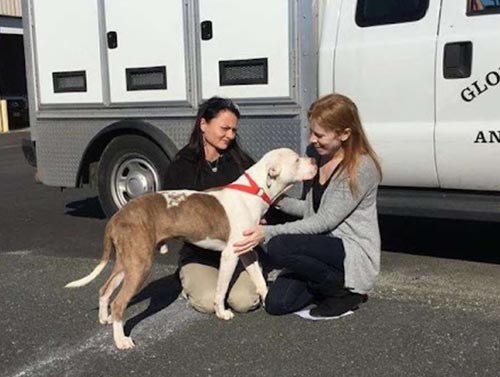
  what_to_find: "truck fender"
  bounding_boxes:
[76,119,178,187]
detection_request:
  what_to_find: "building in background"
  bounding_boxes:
[0,0,28,131]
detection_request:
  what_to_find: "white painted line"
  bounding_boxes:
[8,299,204,377]
[4,250,33,256]
[0,145,19,150]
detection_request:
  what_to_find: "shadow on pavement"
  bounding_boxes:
[380,215,500,264]
[65,196,107,219]
[124,272,182,336]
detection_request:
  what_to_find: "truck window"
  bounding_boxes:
[355,0,429,27]
[468,0,500,15]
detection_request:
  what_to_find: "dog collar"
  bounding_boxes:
[225,173,272,205]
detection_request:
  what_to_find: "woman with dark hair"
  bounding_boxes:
[163,96,259,314]
[234,93,382,319]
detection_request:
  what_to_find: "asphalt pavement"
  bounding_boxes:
[1,130,500,377]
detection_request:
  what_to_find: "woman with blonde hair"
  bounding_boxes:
[234,93,383,319]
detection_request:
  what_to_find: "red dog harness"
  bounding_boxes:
[225,173,272,205]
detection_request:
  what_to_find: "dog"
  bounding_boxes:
[65,148,317,349]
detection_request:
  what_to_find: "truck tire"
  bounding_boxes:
[97,135,169,218]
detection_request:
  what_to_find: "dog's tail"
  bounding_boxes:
[65,227,114,288]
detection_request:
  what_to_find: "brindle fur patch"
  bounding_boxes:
[110,192,230,248]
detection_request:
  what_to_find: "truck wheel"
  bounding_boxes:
[97,135,169,217]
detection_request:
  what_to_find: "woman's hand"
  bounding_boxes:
[233,225,265,255]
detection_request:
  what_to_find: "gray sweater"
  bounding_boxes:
[263,154,381,294]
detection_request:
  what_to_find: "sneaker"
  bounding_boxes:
[294,306,354,321]
[309,293,367,318]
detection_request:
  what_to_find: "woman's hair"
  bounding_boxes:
[307,93,382,194]
[187,96,253,169]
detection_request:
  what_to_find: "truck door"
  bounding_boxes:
[435,0,500,191]
[32,0,104,105]
[333,0,441,187]
[198,0,291,100]
[104,0,187,103]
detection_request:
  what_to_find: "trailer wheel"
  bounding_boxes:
[97,135,169,217]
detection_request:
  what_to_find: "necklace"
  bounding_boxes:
[206,157,220,173]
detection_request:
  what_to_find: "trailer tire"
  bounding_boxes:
[97,135,169,218]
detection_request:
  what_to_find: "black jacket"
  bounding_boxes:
[163,145,250,190]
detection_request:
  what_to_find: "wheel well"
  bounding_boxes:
[77,121,177,187]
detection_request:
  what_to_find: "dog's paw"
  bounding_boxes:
[216,309,234,321]
[99,315,113,325]
[115,336,135,350]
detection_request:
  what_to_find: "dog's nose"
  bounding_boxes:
[309,158,316,166]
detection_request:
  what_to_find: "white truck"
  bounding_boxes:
[21,0,500,219]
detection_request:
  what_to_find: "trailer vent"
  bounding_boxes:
[126,66,167,91]
[219,58,268,86]
[52,71,87,93]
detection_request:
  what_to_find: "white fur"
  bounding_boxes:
[113,321,135,350]
[159,190,195,208]
[192,237,227,251]
[65,261,107,288]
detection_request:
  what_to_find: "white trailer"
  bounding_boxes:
[22,0,500,220]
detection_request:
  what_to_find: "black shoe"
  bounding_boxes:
[310,293,367,318]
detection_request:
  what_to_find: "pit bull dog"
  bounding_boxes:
[65,148,317,349]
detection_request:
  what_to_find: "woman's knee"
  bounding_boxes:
[264,292,292,315]
[227,292,260,313]
[187,293,215,313]
[264,271,313,315]
[264,283,301,316]
[179,263,217,313]
[227,271,260,313]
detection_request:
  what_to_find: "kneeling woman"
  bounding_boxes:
[234,93,382,319]
[163,96,259,314]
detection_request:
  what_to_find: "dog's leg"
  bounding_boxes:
[98,255,124,325]
[240,251,268,304]
[110,255,153,350]
[99,270,124,325]
[214,249,239,320]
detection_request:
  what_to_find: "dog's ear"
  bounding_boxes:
[266,165,281,188]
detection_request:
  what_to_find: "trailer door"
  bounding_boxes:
[32,0,104,105]
[198,0,291,100]
[435,0,500,191]
[334,0,441,187]
[104,0,187,103]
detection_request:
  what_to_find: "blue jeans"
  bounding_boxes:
[264,234,346,315]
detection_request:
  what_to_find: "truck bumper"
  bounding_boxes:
[22,137,37,167]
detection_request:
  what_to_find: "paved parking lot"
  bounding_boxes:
[1,131,500,377]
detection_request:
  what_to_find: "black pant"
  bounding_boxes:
[265,234,346,315]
